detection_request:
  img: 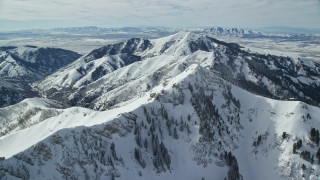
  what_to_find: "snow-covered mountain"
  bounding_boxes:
[0,45,80,80]
[0,46,80,107]
[203,27,248,37]
[201,27,319,40]
[36,32,320,110]
[1,32,320,179]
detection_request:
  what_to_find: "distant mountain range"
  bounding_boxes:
[6,25,320,34]
[2,26,318,44]
[258,26,320,35]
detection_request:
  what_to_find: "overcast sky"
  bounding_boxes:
[0,0,319,31]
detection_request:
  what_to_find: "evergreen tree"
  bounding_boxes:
[316,130,320,146]
[293,143,297,154]
[173,127,179,139]
[316,147,320,161]
[282,132,287,139]
[144,138,148,149]
[296,139,302,149]
[110,142,117,160]
[134,148,146,168]
[311,128,316,141]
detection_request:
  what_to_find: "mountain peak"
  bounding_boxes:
[150,31,241,56]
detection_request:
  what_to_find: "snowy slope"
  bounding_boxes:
[1,32,320,179]
[0,98,67,137]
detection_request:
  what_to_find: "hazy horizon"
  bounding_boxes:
[1,0,320,32]
[2,25,320,35]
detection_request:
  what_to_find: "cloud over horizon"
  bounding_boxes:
[0,0,319,31]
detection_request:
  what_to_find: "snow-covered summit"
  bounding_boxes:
[205,27,246,37]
